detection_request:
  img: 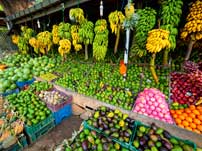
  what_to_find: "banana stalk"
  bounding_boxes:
[85,44,88,60]
[185,40,196,61]
[163,48,169,66]
[150,53,159,84]
[114,25,121,54]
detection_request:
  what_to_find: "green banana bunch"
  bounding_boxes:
[69,8,85,24]
[17,26,35,54]
[79,21,94,45]
[58,22,71,40]
[161,0,183,27]
[130,7,157,58]
[93,19,109,61]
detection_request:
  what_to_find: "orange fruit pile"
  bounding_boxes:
[170,105,202,134]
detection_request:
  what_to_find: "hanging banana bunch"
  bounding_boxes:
[58,22,71,40]
[11,35,19,45]
[58,39,71,61]
[71,25,82,52]
[52,25,60,45]
[29,37,40,54]
[130,7,157,58]
[180,0,202,60]
[36,31,53,54]
[69,8,85,24]
[146,29,171,83]
[160,0,183,65]
[78,20,94,60]
[93,19,109,61]
[108,11,125,54]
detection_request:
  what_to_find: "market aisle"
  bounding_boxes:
[24,115,83,151]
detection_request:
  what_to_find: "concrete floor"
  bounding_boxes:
[24,115,83,151]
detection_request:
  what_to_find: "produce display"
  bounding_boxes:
[170,105,202,134]
[38,89,69,106]
[130,7,157,57]
[86,106,135,143]
[132,123,195,151]
[66,129,129,151]
[133,88,174,124]
[6,90,51,126]
[93,19,109,61]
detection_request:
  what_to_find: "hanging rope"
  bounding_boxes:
[121,0,126,11]
[61,3,65,22]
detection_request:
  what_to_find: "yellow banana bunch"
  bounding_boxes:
[52,25,60,44]
[29,37,39,54]
[58,39,71,57]
[69,8,85,24]
[71,25,82,51]
[36,31,52,54]
[181,0,202,41]
[108,11,125,35]
[11,35,19,44]
[146,29,171,53]
[125,2,135,18]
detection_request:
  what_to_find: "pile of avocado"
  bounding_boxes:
[6,90,51,126]
[132,123,195,151]
[86,106,135,143]
[66,129,129,151]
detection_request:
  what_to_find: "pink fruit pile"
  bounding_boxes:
[170,72,202,105]
[133,88,174,124]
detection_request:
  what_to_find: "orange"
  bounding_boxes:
[190,123,197,129]
[182,113,188,117]
[185,126,193,131]
[182,121,189,127]
[196,106,202,110]
[185,108,191,113]
[194,119,201,125]
[193,110,200,115]
[190,114,196,119]
[193,129,201,134]
[175,119,182,124]
[197,125,202,131]
[197,115,202,121]
[172,114,178,119]
[176,110,183,115]
[189,105,196,110]
[178,124,184,128]
[179,115,185,120]
[186,117,192,123]
[170,110,175,114]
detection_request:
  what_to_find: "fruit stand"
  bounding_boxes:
[0,0,202,150]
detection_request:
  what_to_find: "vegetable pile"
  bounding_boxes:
[133,88,174,124]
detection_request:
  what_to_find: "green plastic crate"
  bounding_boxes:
[83,121,135,149]
[25,113,54,136]
[5,134,28,151]
[27,120,55,143]
[130,121,197,151]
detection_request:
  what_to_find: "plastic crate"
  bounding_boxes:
[130,121,197,151]
[1,88,20,97]
[27,120,55,143]
[53,103,72,125]
[83,121,135,149]
[46,92,73,112]
[5,134,28,151]
[16,78,35,89]
[25,113,54,136]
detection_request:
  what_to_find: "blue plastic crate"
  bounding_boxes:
[1,88,20,97]
[5,134,28,151]
[53,103,72,125]
[16,78,35,88]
